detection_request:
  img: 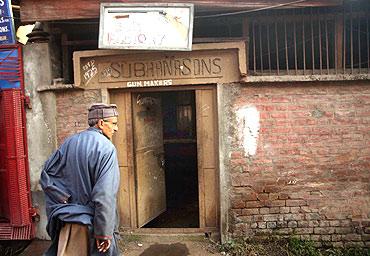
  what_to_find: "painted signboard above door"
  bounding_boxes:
[99,3,194,51]
[73,41,247,89]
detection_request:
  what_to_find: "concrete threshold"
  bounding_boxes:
[119,232,221,256]
[120,230,220,243]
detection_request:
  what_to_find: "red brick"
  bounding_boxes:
[231,151,244,159]
[295,228,314,234]
[242,192,258,201]
[362,234,370,241]
[229,83,370,244]
[242,208,259,216]
[279,193,290,200]
[259,208,269,214]
[269,207,280,214]
[267,222,277,229]
[271,112,288,119]
[272,96,291,103]
[335,227,353,234]
[231,198,245,209]
[246,201,263,208]
[264,185,281,193]
[288,221,298,228]
[263,215,279,222]
[263,105,275,111]
[298,221,309,228]
[344,234,362,241]
[275,228,294,235]
[257,193,269,201]
[258,222,267,228]
[286,200,307,207]
[56,90,101,145]
[314,227,335,235]
[270,200,286,207]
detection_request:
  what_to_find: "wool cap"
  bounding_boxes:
[88,103,118,120]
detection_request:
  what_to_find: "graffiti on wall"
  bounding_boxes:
[236,106,260,156]
[82,60,97,85]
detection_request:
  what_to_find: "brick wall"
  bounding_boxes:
[228,81,370,247]
[56,89,101,145]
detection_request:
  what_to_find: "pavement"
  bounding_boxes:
[20,235,222,256]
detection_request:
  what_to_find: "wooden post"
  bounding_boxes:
[61,34,70,82]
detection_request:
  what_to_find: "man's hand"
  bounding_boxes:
[96,239,111,253]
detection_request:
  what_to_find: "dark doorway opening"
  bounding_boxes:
[144,91,199,228]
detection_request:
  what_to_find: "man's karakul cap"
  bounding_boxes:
[88,103,118,120]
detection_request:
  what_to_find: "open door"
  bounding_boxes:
[132,93,166,227]
[196,88,218,228]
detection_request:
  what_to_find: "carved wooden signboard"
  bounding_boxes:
[74,42,247,89]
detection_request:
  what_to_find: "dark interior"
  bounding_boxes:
[144,91,199,228]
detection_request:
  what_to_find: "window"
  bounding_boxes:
[248,4,370,76]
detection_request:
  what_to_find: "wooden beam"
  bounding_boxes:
[20,0,343,22]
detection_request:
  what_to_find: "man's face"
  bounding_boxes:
[99,116,118,140]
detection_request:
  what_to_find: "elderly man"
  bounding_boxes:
[40,103,120,255]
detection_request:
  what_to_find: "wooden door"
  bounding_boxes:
[111,92,136,228]
[196,88,219,228]
[132,93,166,227]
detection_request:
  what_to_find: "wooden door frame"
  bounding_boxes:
[110,85,219,233]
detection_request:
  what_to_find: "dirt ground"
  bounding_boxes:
[19,236,222,256]
[119,235,222,256]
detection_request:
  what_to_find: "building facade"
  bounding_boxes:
[16,0,370,247]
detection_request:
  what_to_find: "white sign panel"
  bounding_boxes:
[99,3,194,51]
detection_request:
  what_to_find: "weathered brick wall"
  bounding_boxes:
[228,81,370,247]
[56,89,101,145]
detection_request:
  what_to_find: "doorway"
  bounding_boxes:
[110,86,219,231]
[132,91,199,228]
